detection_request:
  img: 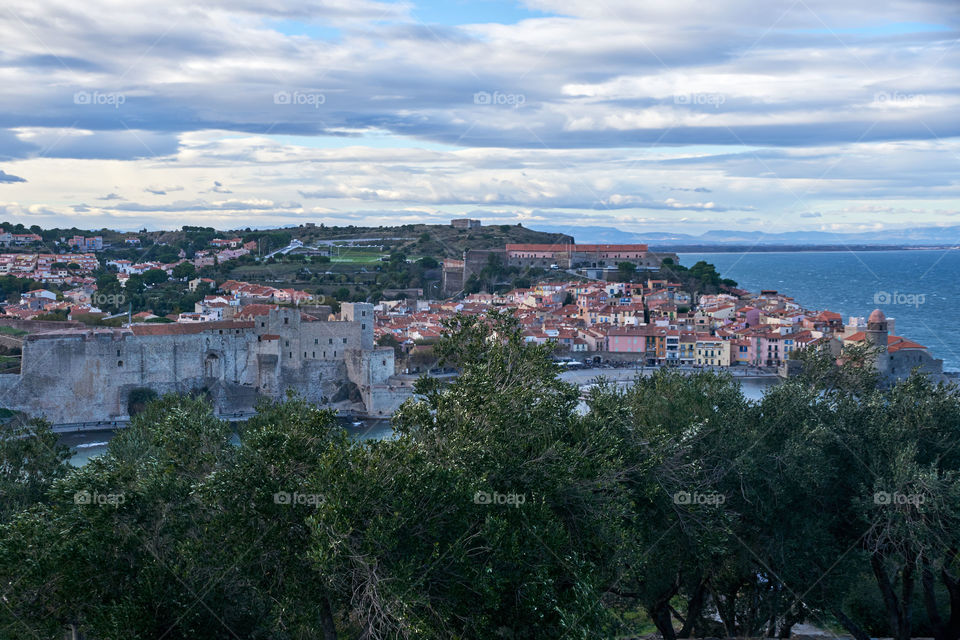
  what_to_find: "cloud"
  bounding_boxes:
[0,0,955,153]
[0,0,955,232]
[0,170,25,183]
[98,193,124,200]
[109,198,301,212]
[144,185,184,195]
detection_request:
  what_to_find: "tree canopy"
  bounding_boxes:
[1,315,959,639]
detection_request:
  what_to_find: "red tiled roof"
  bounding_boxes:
[130,320,254,336]
[235,304,279,317]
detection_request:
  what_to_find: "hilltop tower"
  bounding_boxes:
[865,308,890,377]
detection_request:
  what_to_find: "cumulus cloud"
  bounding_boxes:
[0,170,25,183]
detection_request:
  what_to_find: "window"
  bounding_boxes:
[116,349,121,357]
[289,352,293,358]
[343,338,347,344]
[284,317,289,324]
[304,352,307,358]
[333,350,337,357]
[328,338,333,344]
[117,361,123,367]
[312,352,315,358]
[361,323,366,330]
[285,340,289,346]
[314,338,318,345]
[261,322,265,327]
[382,360,386,366]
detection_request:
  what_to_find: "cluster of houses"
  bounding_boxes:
[180,279,317,322]
[0,229,43,247]
[193,239,257,267]
[3,286,99,319]
[375,279,943,379]
[0,253,100,284]
[105,238,257,280]
[1,275,320,324]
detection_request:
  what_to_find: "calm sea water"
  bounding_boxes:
[681,250,960,371]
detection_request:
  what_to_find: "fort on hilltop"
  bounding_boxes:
[442,243,679,295]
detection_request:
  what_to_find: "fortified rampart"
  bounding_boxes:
[0,304,412,425]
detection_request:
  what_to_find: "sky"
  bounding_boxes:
[0,0,958,237]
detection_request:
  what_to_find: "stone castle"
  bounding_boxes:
[0,303,412,425]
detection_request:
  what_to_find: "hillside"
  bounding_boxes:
[278,223,572,259]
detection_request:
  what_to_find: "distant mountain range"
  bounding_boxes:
[529,224,960,247]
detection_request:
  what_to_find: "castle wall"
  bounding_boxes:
[0,309,411,425]
[2,327,258,424]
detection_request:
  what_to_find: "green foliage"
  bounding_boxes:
[1,323,959,639]
[0,418,71,523]
[35,309,69,321]
[141,268,169,286]
[657,259,738,293]
[126,387,158,416]
[171,261,196,279]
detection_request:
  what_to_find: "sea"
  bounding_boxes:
[680,249,960,371]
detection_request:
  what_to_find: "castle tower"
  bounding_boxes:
[340,302,374,349]
[866,308,890,377]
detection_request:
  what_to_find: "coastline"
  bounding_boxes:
[663,245,958,253]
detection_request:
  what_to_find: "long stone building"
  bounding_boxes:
[0,303,412,425]
[442,242,680,295]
